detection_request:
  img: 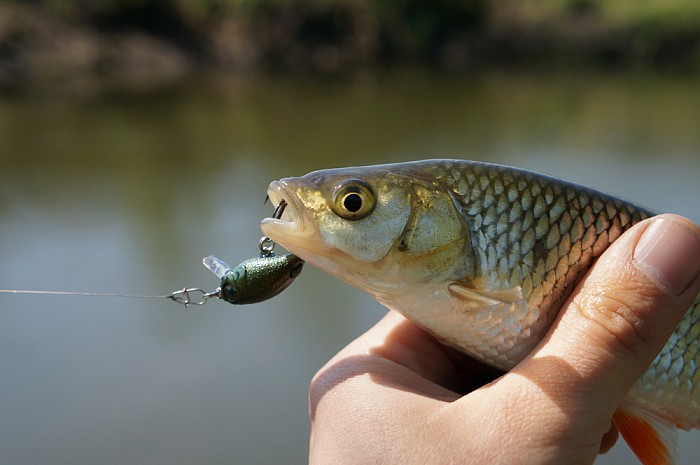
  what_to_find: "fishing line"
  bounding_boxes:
[0,199,290,308]
[0,289,168,299]
[0,288,219,307]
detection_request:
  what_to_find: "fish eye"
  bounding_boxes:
[331,179,376,220]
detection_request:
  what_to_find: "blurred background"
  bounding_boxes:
[1,1,699,464]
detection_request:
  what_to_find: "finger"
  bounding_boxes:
[309,312,457,422]
[520,214,700,418]
[369,313,501,393]
[309,312,455,464]
[313,311,458,391]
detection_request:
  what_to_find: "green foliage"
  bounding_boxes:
[2,0,700,86]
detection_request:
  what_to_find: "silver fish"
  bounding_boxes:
[260,159,700,465]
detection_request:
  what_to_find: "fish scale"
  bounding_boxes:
[632,294,700,428]
[444,167,611,348]
[451,163,648,321]
[442,162,700,426]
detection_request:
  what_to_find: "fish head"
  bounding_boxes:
[261,164,472,298]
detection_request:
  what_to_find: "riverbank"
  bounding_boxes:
[2,0,700,94]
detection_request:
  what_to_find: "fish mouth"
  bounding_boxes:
[261,179,360,283]
[260,180,314,252]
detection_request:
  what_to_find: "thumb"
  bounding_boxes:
[520,214,700,416]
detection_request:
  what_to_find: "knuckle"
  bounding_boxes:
[573,285,655,357]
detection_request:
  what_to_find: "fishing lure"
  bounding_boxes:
[203,254,304,305]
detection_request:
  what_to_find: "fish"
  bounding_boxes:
[260,159,700,465]
[203,254,304,305]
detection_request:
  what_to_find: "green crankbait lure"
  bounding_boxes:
[203,254,304,305]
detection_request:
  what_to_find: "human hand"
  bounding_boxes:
[308,214,700,465]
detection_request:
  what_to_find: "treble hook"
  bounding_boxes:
[167,287,220,308]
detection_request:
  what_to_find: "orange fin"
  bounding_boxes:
[613,402,679,465]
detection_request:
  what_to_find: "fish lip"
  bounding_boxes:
[262,179,350,275]
[261,180,307,243]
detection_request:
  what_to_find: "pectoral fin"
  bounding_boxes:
[613,401,679,465]
[445,279,535,368]
[447,279,526,311]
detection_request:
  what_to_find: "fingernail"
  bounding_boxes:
[634,218,700,296]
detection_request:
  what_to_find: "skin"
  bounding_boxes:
[308,214,700,465]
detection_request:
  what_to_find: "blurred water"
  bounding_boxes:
[0,69,699,465]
